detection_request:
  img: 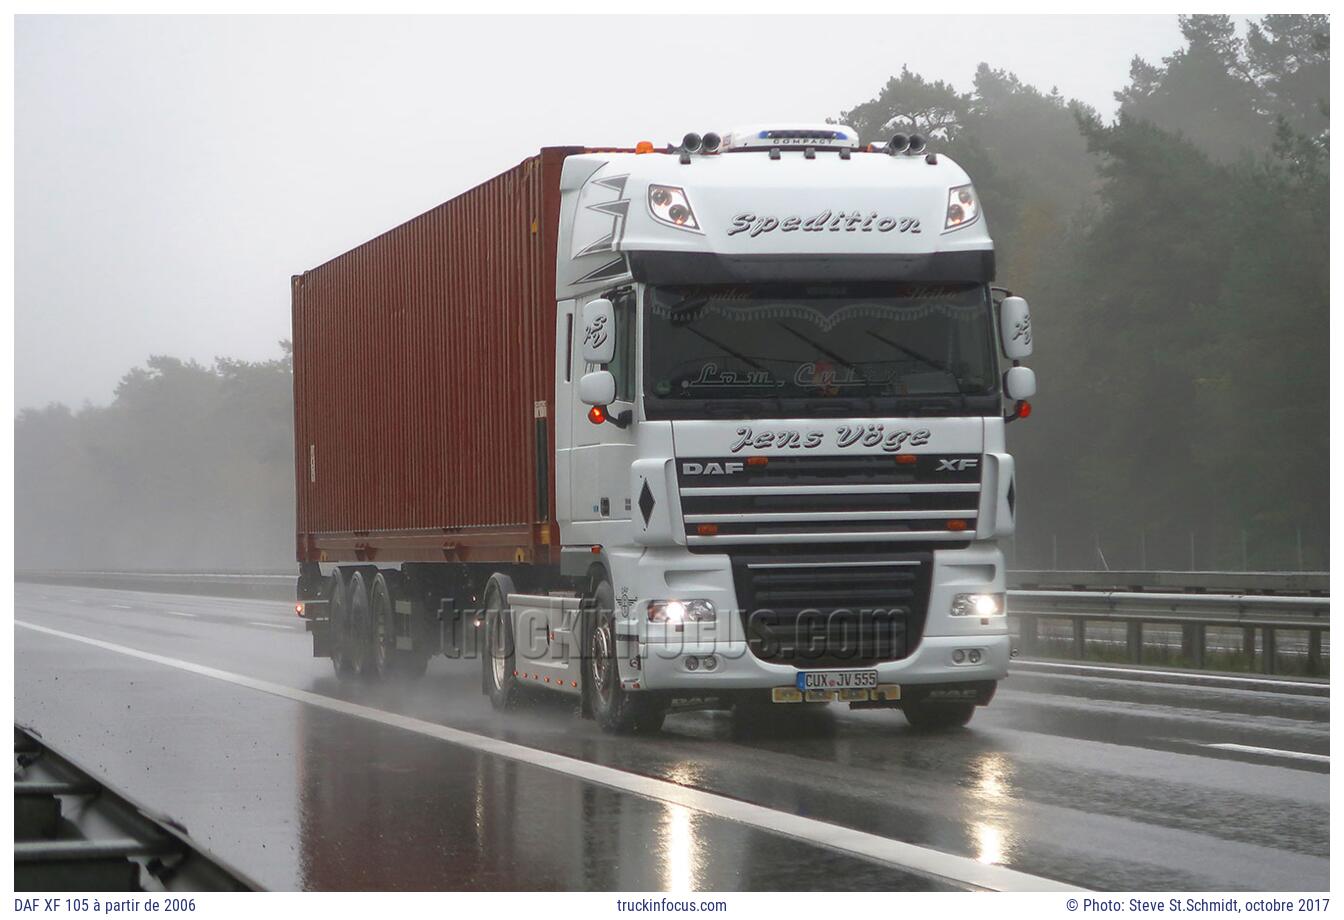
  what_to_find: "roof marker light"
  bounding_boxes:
[635,140,655,154]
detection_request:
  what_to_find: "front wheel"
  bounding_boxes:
[586,579,666,734]
[482,576,520,711]
[901,700,977,732]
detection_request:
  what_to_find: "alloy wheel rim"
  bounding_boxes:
[490,609,508,689]
[591,621,613,702]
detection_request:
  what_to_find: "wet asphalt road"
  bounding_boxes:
[14,583,1329,892]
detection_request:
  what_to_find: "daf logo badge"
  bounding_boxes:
[936,458,979,471]
[681,461,744,476]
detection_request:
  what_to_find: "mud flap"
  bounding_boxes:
[849,680,996,710]
[905,680,997,706]
[306,618,331,658]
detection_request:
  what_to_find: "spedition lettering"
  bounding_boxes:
[728,210,921,237]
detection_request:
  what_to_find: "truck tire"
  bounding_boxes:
[482,575,520,710]
[368,572,398,681]
[328,571,356,679]
[347,569,377,679]
[586,579,666,735]
[901,700,976,731]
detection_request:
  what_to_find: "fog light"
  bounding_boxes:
[951,593,1005,617]
[952,649,966,663]
[968,649,982,664]
[701,655,718,671]
[686,656,700,671]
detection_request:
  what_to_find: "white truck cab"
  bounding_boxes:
[547,124,1036,732]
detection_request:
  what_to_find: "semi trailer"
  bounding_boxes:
[291,124,1036,734]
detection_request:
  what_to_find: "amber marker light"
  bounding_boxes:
[588,406,607,425]
[947,520,969,532]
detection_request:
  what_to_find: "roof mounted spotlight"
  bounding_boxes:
[908,134,927,155]
[681,132,703,154]
[887,133,910,155]
[702,132,722,154]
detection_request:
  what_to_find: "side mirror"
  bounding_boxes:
[1000,296,1033,360]
[581,298,616,364]
[1004,366,1036,400]
[578,370,616,407]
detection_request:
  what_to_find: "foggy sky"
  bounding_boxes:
[16,14,1185,409]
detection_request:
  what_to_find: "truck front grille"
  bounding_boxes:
[731,553,932,669]
[678,454,981,548]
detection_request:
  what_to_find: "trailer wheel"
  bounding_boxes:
[328,571,356,679]
[347,569,377,678]
[483,575,520,710]
[901,700,976,732]
[586,579,666,735]
[368,572,398,681]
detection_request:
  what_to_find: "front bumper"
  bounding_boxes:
[637,632,1010,692]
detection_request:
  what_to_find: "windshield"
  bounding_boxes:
[643,282,999,419]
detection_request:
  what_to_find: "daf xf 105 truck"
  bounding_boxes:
[292,124,1036,734]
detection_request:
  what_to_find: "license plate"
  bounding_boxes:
[796,669,878,691]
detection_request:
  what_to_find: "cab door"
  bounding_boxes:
[567,287,637,546]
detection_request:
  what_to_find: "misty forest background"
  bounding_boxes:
[15,15,1330,572]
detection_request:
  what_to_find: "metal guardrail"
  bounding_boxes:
[21,569,1330,599]
[17,570,293,601]
[1010,589,1329,675]
[1008,569,1328,596]
[15,725,258,891]
[17,569,1331,677]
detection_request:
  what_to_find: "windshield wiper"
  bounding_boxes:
[865,329,972,413]
[864,329,955,377]
[680,325,771,374]
[775,322,868,384]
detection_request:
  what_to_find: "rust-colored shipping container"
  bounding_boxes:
[292,147,579,567]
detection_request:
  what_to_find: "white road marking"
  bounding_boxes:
[164,611,197,619]
[1203,742,1329,764]
[16,619,1078,893]
[1012,659,1327,691]
[109,604,133,610]
[247,621,294,631]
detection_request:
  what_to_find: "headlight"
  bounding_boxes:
[647,599,715,623]
[648,184,701,231]
[945,184,980,231]
[951,593,1004,617]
